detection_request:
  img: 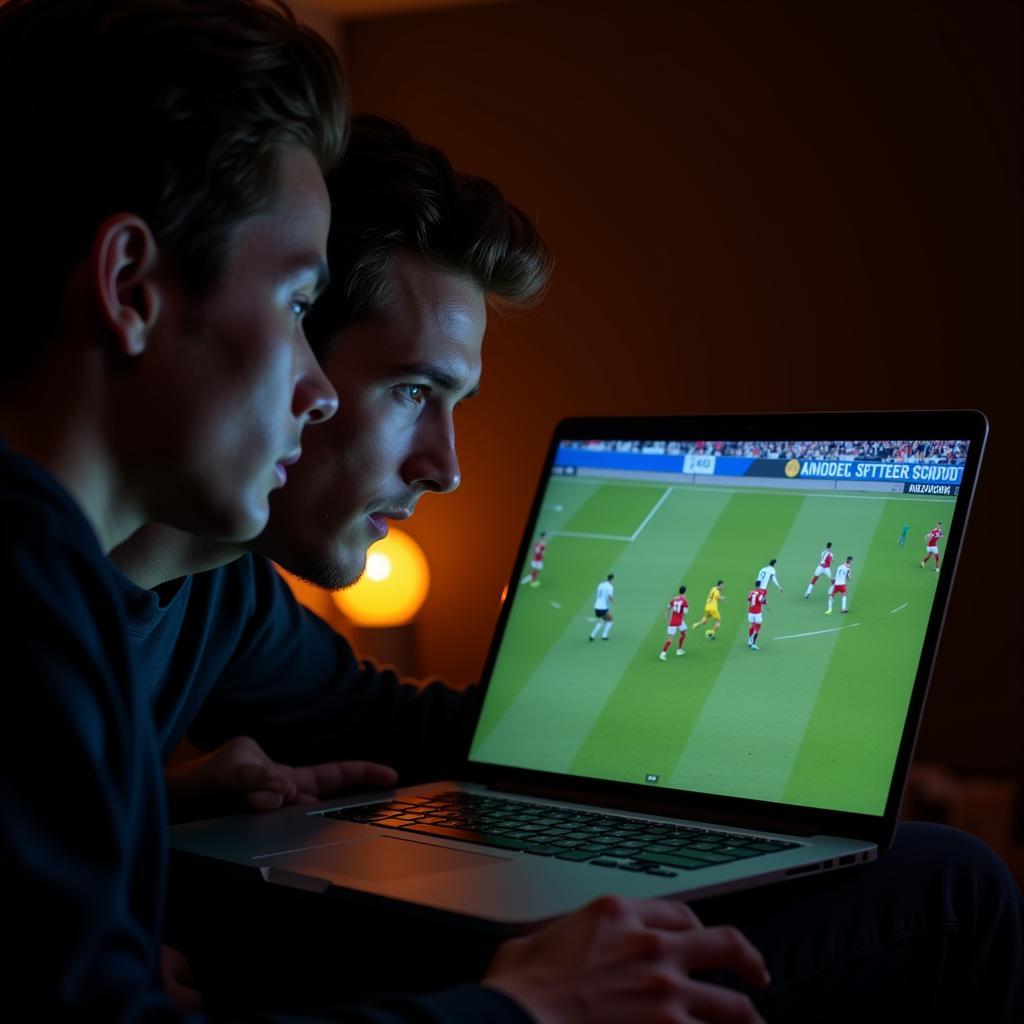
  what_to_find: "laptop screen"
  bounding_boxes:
[469,436,972,817]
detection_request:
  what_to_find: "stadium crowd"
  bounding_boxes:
[563,439,968,465]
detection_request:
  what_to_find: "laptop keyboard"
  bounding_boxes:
[323,791,799,879]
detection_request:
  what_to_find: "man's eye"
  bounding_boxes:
[290,297,312,320]
[396,384,427,404]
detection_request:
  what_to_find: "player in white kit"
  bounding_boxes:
[757,558,783,593]
[826,556,854,614]
[589,573,615,640]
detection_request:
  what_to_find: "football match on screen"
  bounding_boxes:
[471,438,969,817]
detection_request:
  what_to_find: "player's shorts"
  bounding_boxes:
[595,608,611,620]
[531,559,544,570]
[815,566,833,579]
[832,584,847,594]
[926,545,938,554]
[703,605,720,621]
[747,612,763,624]
[667,623,687,635]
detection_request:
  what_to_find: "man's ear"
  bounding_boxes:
[90,213,164,357]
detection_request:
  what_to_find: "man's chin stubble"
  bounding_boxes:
[284,552,363,592]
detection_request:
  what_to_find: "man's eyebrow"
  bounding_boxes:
[397,363,479,398]
[310,260,330,299]
[289,256,330,298]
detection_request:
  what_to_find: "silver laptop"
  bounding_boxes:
[170,410,987,927]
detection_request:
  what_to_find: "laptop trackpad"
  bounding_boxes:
[261,835,508,883]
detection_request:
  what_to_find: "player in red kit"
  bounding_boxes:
[659,585,689,660]
[826,556,854,614]
[920,522,943,571]
[804,542,834,598]
[747,581,768,651]
[521,531,547,587]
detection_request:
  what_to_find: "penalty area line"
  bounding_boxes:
[890,603,908,614]
[549,530,633,541]
[630,486,674,542]
[774,623,861,640]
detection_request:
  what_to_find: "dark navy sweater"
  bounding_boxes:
[0,444,527,1022]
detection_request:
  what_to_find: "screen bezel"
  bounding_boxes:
[464,409,988,850]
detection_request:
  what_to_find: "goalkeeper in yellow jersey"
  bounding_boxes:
[694,579,725,639]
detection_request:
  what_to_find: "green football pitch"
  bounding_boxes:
[470,476,954,816]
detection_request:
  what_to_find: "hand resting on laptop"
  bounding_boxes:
[165,735,398,818]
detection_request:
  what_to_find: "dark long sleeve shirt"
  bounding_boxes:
[114,553,480,781]
[0,443,527,1023]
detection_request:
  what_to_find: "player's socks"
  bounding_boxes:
[589,623,601,640]
[602,622,613,639]
[661,641,671,654]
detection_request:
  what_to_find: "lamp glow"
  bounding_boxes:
[365,551,392,582]
[332,527,429,627]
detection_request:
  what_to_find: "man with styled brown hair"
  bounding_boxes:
[0,0,344,1016]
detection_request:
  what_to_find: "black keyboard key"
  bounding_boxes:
[555,849,600,862]
[402,823,525,851]
[634,852,717,870]
[717,845,766,859]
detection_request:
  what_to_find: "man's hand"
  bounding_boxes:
[484,895,769,1024]
[160,945,203,1014]
[165,735,398,814]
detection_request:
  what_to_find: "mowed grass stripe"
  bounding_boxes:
[667,494,885,802]
[782,499,948,813]
[473,486,731,773]
[474,480,662,753]
[570,492,800,787]
[562,482,671,537]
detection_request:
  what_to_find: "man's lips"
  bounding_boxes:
[367,507,412,538]
[273,450,302,488]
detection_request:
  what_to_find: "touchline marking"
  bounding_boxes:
[549,530,632,541]
[550,601,562,609]
[630,486,674,541]
[890,603,908,614]
[774,623,861,640]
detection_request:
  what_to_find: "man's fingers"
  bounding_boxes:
[632,896,703,932]
[291,759,398,797]
[588,895,702,933]
[246,788,286,811]
[680,976,765,1024]
[680,925,770,989]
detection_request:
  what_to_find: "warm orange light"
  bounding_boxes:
[332,527,430,627]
